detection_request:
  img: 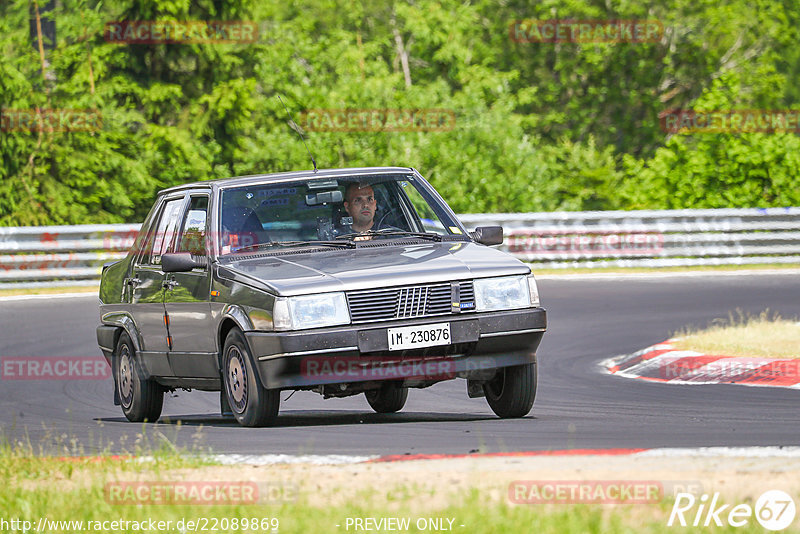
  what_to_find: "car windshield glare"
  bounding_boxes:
[218,174,464,254]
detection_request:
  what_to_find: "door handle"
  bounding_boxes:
[163,279,180,290]
[125,277,141,287]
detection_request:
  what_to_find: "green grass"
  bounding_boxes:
[4,428,799,532]
[2,439,792,533]
[672,310,800,358]
[0,419,215,475]
[0,465,713,534]
[0,284,99,297]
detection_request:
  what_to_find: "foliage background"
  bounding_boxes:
[1,0,799,225]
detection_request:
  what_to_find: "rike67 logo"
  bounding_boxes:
[668,490,796,531]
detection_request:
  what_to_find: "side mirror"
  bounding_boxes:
[470,226,503,246]
[162,252,204,273]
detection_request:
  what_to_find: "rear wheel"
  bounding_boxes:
[483,363,536,418]
[116,331,163,422]
[223,328,279,427]
[365,383,408,413]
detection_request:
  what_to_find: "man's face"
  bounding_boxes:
[344,185,376,231]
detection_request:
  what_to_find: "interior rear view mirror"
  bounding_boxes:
[305,190,343,206]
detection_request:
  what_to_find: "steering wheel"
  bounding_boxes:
[376,208,400,230]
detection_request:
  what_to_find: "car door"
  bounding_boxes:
[164,193,218,378]
[128,194,187,377]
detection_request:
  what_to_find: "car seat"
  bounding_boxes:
[221,206,269,250]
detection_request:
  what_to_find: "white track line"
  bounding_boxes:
[209,454,379,465]
[636,447,800,458]
[152,448,800,465]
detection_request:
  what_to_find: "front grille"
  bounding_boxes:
[347,281,474,323]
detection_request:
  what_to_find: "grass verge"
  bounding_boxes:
[672,310,800,358]
[0,285,99,297]
[0,453,707,534]
[4,437,800,533]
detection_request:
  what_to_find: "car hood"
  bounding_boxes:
[217,241,530,296]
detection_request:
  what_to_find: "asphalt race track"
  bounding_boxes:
[1,272,799,456]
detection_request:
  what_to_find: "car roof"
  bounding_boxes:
[158,166,415,195]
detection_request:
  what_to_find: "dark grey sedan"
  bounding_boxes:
[97,167,546,427]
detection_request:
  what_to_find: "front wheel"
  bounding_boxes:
[365,382,408,413]
[222,328,279,427]
[116,331,163,422]
[483,363,536,418]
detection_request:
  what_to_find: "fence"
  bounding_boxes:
[0,224,139,288]
[1,208,799,288]
[459,207,800,269]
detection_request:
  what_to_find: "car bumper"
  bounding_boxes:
[245,307,546,389]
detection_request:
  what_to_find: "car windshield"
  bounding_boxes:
[218,173,465,254]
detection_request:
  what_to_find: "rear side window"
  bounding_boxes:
[176,196,209,256]
[147,198,185,265]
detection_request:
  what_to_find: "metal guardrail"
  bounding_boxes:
[0,208,798,288]
[460,207,800,269]
[0,224,139,288]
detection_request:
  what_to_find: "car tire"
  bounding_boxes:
[116,331,163,423]
[365,383,409,413]
[222,328,279,427]
[483,363,536,418]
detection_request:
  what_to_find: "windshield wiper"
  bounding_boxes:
[335,229,443,242]
[233,240,355,253]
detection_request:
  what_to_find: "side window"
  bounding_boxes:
[398,181,446,233]
[372,182,409,231]
[148,198,185,266]
[177,196,209,256]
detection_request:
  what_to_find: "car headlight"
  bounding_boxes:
[473,275,535,312]
[273,292,350,331]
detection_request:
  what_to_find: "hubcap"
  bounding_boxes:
[118,345,134,408]
[227,346,247,411]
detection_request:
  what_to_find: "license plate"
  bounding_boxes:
[387,323,451,351]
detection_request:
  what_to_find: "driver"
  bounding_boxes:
[343,183,378,233]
